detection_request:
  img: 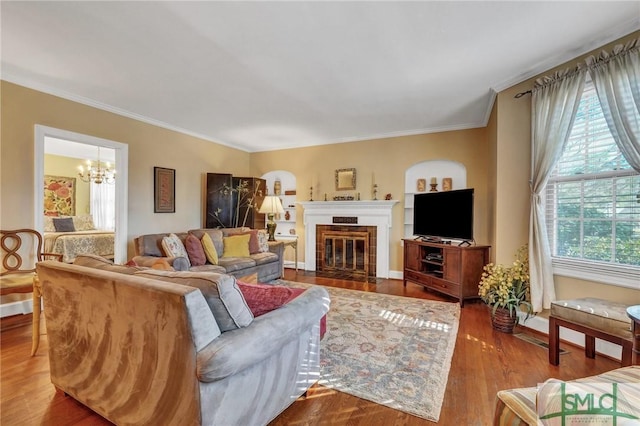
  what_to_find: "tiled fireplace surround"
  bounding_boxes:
[299,201,397,279]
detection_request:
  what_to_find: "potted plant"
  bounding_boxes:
[478,244,534,333]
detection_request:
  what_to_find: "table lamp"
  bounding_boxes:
[259,196,284,241]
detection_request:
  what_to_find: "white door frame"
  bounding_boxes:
[34,125,128,263]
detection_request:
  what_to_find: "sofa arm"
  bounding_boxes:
[132,255,190,271]
[196,285,330,383]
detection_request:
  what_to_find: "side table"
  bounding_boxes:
[627,305,640,366]
[276,235,298,273]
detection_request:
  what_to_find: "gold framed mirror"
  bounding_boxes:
[335,168,356,191]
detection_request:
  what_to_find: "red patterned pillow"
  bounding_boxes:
[184,234,206,266]
[237,281,293,317]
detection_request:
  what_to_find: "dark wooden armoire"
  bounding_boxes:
[205,173,266,229]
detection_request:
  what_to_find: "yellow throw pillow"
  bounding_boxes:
[223,234,251,258]
[201,233,219,265]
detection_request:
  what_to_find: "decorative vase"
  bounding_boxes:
[284,210,290,221]
[491,307,517,333]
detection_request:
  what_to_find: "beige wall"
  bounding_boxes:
[493,31,640,305]
[1,81,251,258]
[2,30,638,304]
[250,129,490,272]
[44,154,91,216]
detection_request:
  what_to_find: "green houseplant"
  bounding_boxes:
[478,244,534,332]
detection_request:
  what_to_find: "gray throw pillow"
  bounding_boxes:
[53,217,75,232]
[134,270,253,332]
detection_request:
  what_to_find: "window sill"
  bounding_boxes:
[552,257,640,290]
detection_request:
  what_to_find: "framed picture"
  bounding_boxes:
[44,175,76,216]
[154,167,175,213]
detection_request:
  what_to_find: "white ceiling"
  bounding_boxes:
[2,2,639,152]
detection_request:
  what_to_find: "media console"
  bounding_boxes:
[403,239,490,307]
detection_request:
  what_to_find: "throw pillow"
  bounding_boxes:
[257,230,270,253]
[134,270,253,332]
[151,258,174,270]
[201,232,219,265]
[237,281,294,317]
[161,233,191,268]
[53,217,75,232]
[222,234,251,258]
[184,234,206,266]
[43,216,56,232]
[72,215,96,231]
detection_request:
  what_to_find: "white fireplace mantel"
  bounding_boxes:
[298,200,398,278]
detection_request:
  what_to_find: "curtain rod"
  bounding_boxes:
[514,90,532,98]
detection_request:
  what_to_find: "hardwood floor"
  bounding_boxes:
[1,270,619,425]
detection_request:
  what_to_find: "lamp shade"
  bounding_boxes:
[259,196,285,214]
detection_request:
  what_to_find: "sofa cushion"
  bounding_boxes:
[201,233,219,265]
[184,234,206,266]
[162,233,191,268]
[223,234,251,258]
[237,281,293,317]
[73,254,144,275]
[250,251,279,266]
[134,270,253,332]
[217,257,256,273]
[53,217,75,232]
[189,264,227,274]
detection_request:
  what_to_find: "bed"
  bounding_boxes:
[43,215,114,263]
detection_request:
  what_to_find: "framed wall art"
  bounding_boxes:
[44,175,76,216]
[154,167,175,213]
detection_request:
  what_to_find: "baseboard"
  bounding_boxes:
[518,313,623,361]
[388,270,403,280]
[0,299,33,318]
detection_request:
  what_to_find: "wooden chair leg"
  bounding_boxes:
[549,316,560,365]
[31,277,42,356]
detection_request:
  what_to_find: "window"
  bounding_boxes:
[545,81,640,288]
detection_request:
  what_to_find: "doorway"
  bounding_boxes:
[34,125,128,263]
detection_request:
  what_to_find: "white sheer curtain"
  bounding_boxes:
[587,40,640,172]
[90,181,116,231]
[529,68,586,312]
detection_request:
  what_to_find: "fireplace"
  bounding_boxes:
[298,200,397,278]
[316,225,377,279]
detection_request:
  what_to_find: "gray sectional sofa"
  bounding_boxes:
[132,227,284,282]
[36,258,330,425]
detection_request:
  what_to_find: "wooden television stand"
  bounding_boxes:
[403,239,490,307]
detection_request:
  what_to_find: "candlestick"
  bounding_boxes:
[430,177,437,185]
[310,186,313,201]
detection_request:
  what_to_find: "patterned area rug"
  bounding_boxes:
[276,280,460,422]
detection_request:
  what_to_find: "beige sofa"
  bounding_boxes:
[133,227,284,282]
[36,258,330,426]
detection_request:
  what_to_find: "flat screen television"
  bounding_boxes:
[413,188,474,241]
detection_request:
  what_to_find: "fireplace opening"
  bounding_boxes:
[316,225,376,281]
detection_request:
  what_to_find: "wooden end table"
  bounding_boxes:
[627,305,640,366]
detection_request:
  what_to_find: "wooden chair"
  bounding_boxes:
[1,229,62,355]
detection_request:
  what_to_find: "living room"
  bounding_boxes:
[1,2,639,425]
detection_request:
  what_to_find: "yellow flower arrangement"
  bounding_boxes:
[478,244,534,324]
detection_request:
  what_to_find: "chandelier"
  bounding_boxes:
[78,147,116,184]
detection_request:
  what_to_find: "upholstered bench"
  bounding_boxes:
[493,366,640,425]
[549,297,633,366]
